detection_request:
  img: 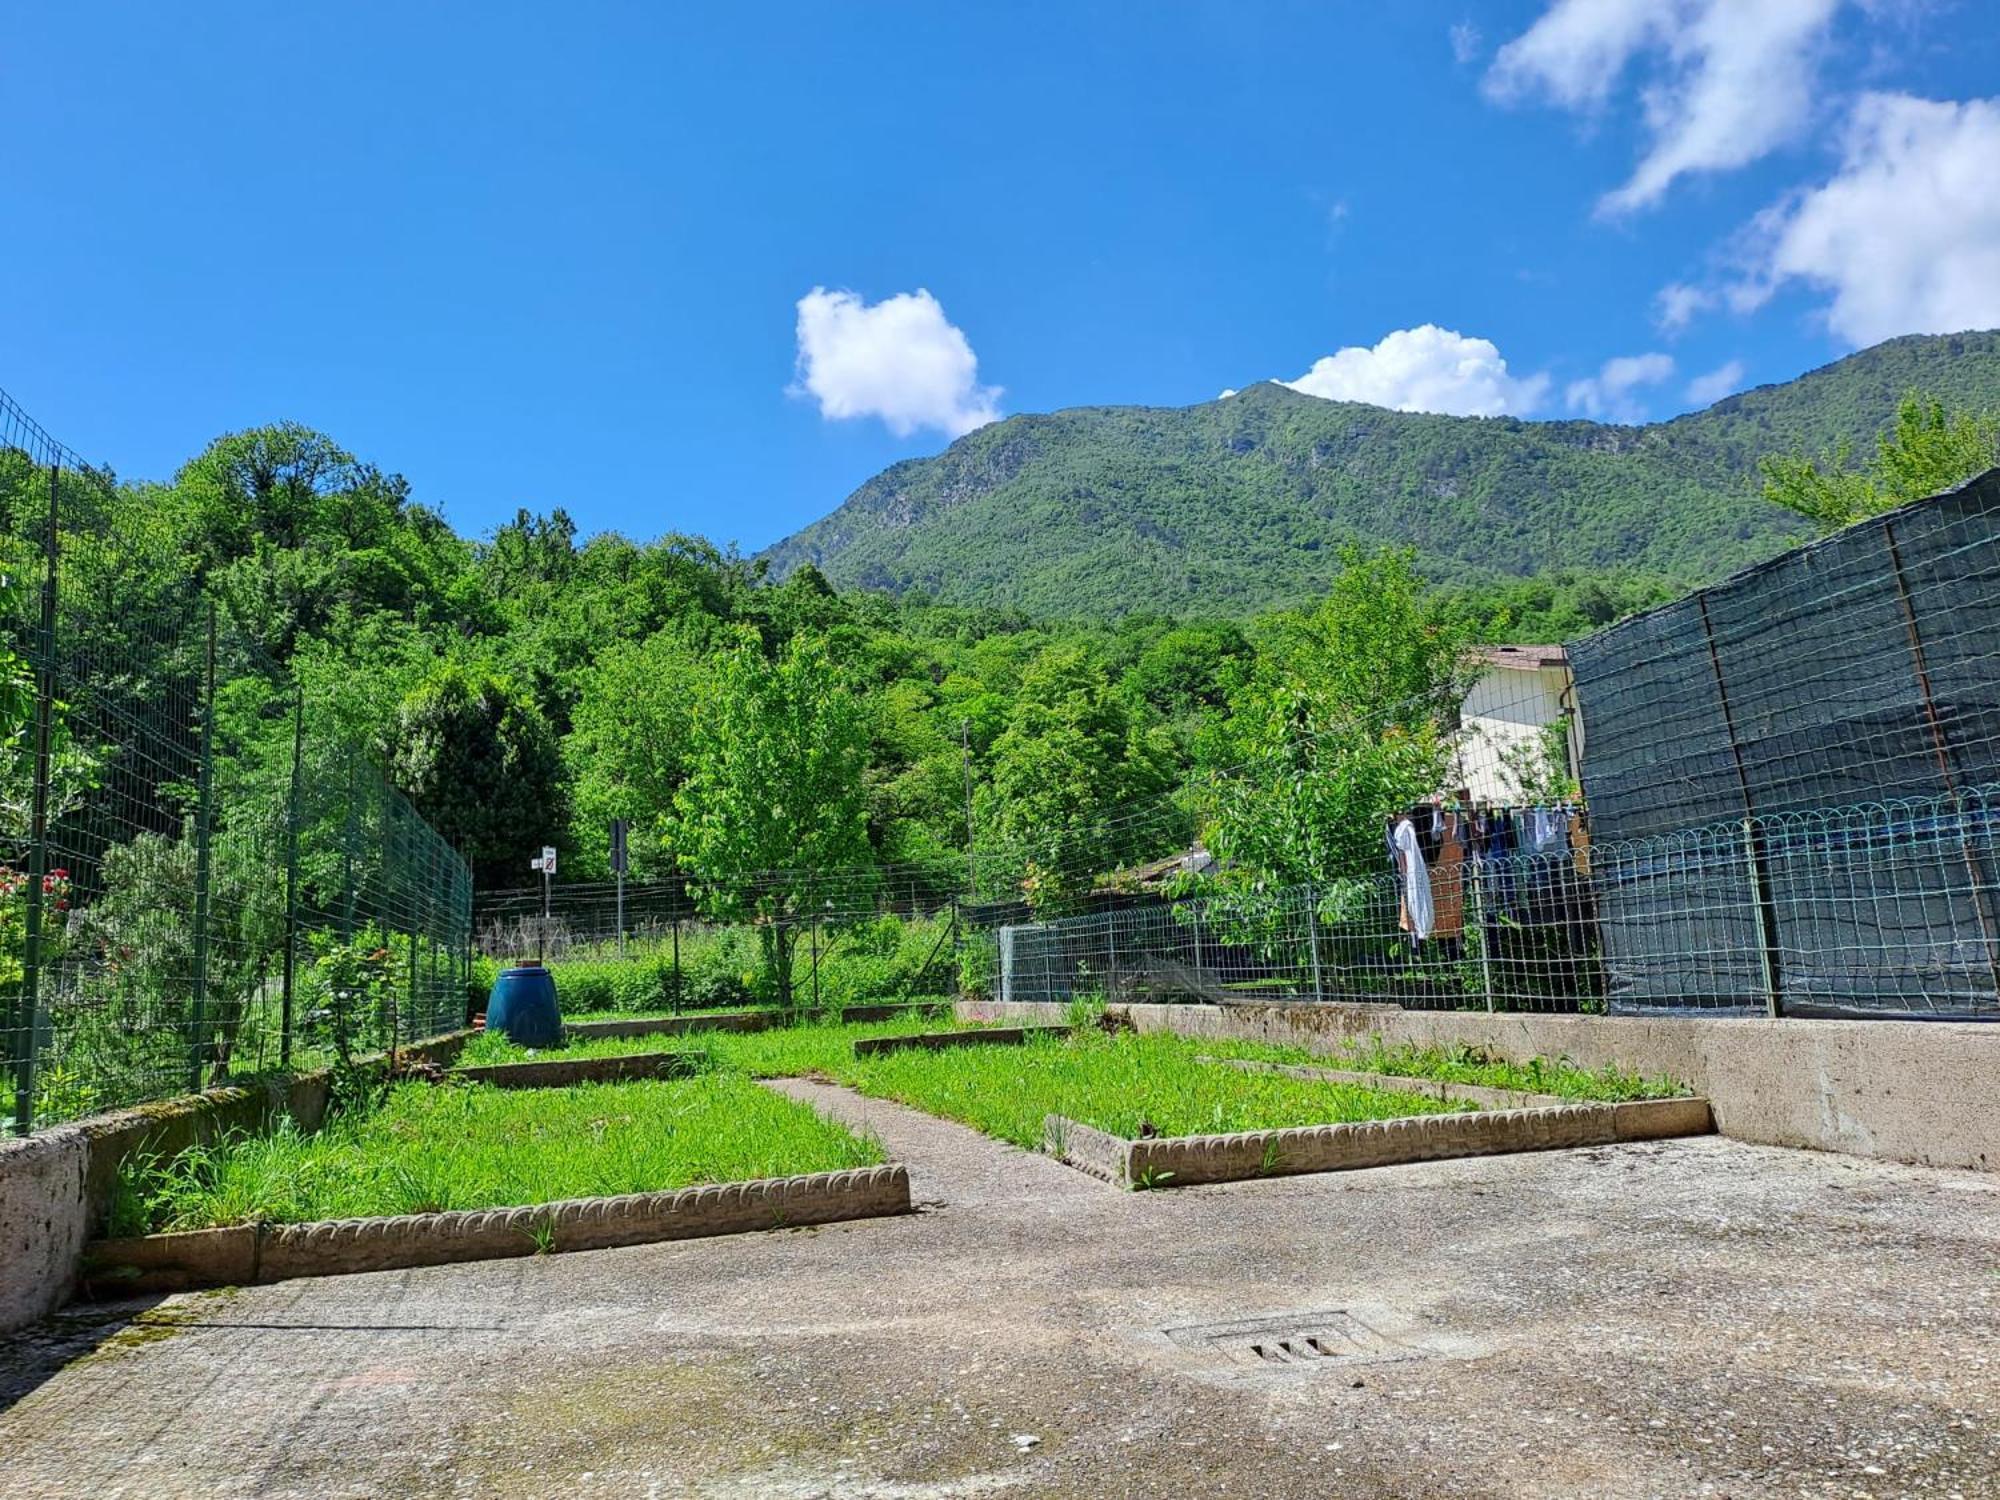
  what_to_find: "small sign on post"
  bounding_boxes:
[530,846,557,962]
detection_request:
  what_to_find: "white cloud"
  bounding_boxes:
[1217,388,1238,400]
[1731,92,2000,346]
[1277,325,1550,417]
[1449,20,1484,65]
[1486,0,1840,213]
[1564,351,1675,421]
[1685,358,1746,404]
[1484,0,1664,110]
[790,286,1002,438]
[1654,280,1717,333]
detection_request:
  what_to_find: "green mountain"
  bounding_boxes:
[761,331,2000,616]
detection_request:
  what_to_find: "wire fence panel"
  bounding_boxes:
[0,394,472,1134]
[983,789,2000,1022]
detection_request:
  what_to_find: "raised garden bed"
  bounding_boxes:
[450,1051,701,1089]
[829,1030,1464,1149]
[1200,1056,1567,1111]
[1044,1096,1715,1189]
[109,1073,887,1234]
[564,1010,780,1040]
[85,1165,911,1292]
[852,1025,1071,1057]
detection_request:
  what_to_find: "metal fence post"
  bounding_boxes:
[11,463,60,1134]
[1471,857,1496,1012]
[1304,882,1325,1003]
[1740,818,1780,1019]
[339,757,358,942]
[187,600,219,1091]
[279,687,304,1069]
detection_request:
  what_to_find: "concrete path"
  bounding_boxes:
[3,1089,1998,1499]
[760,1077,1096,1210]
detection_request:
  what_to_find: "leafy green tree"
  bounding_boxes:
[983,645,1176,912]
[565,630,706,878]
[664,633,872,1004]
[387,664,562,889]
[1761,392,2000,532]
[1195,547,1469,893]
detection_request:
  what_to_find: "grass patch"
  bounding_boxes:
[702,1015,992,1078]
[1201,1035,1689,1101]
[112,1074,885,1233]
[834,1030,1464,1149]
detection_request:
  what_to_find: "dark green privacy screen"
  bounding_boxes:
[1568,468,2000,1019]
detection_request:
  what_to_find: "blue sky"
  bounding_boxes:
[5,2,1998,551]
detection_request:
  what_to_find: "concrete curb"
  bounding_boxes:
[449,1052,701,1088]
[81,1164,913,1292]
[853,1026,1071,1058]
[1042,1098,1714,1189]
[1198,1056,1570,1110]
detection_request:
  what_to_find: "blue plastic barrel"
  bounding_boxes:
[485,964,562,1047]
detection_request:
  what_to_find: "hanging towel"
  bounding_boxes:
[1431,810,1466,940]
[1393,817,1434,943]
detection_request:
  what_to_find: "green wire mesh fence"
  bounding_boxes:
[981,782,2000,1020]
[0,396,472,1135]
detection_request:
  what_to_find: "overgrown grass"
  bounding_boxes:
[835,1030,1463,1149]
[704,1015,987,1077]
[1201,1035,1689,1101]
[454,1012,966,1072]
[111,1074,884,1233]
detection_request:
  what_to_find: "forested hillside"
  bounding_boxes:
[0,424,1610,913]
[760,331,2000,615]
[5,330,1995,947]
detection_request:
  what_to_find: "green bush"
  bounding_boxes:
[811,914,955,1009]
[469,915,956,1019]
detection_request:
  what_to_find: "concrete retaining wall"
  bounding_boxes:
[963,999,1999,1172]
[0,1030,468,1335]
[81,1164,913,1292]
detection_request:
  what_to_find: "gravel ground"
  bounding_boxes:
[2,1080,1997,1499]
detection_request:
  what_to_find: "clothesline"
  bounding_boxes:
[1387,800,1590,949]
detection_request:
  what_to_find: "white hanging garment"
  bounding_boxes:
[1393,817,1434,942]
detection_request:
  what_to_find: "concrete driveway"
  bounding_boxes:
[3,1081,1996,1499]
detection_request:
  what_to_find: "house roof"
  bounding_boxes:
[1472,643,1570,672]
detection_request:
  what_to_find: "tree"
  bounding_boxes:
[983,645,1175,912]
[1195,547,1470,894]
[664,633,872,1004]
[1761,391,2000,532]
[387,664,563,890]
[565,630,706,878]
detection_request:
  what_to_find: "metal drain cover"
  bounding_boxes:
[1162,1308,1426,1370]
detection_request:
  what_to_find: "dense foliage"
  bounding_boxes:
[9,336,1999,1018]
[760,331,2000,616]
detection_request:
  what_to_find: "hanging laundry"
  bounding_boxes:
[1392,815,1434,944]
[1431,809,1467,941]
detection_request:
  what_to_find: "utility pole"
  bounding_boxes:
[960,718,977,901]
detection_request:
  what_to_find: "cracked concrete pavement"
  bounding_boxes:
[3,1079,1997,1499]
